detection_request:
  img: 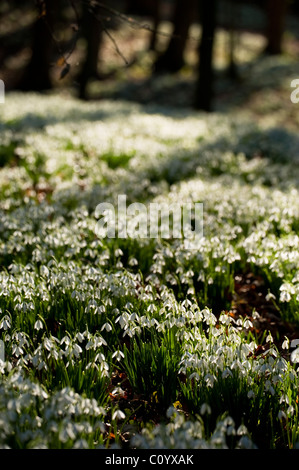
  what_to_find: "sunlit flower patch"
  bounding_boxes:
[0,92,298,448]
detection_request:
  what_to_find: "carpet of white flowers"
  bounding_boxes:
[0,91,299,449]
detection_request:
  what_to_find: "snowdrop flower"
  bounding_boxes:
[111,387,126,398]
[76,332,85,343]
[74,439,89,449]
[38,360,47,371]
[0,316,11,330]
[112,409,125,420]
[34,319,44,331]
[278,410,287,421]
[112,349,124,362]
[286,405,295,416]
[123,327,137,338]
[59,422,77,442]
[290,347,299,364]
[266,333,273,343]
[101,322,112,332]
[290,339,299,348]
[222,368,233,379]
[189,372,200,382]
[200,403,211,415]
[243,318,253,329]
[265,292,276,302]
[252,310,260,320]
[40,265,49,277]
[279,290,291,303]
[204,373,216,388]
[72,343,82,358]
[264,380,275,395]
[128,257,138,266]
[115,314,127,329]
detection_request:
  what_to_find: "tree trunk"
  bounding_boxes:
[149,0,160,51]
[77,2,104,100]
[265,0,287,55]
[18,0,58,90]
[194,0,217,111]
[154,0,197,73]
[227,0,238,79]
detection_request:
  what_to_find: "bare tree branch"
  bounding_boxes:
[83,0,186,41]
[98,17,129,65]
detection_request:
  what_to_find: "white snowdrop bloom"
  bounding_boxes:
[287,405,295,416]
[101,322,112,332]
[265,292,276,302]
[204,373,216,388]
[123,327,137,338]
[0,315,11,330]
[112,409,125,420]
[111,387,126,398]
[73,439,89,449]
[266,333,273,343]
[279,394,290,405]
[222,368,233,379]
[202,309,217,326]
[264,380,275,395]
[114,248,123,257]
[94,335,107,347]
[219,313,232,326]
[252,310,261,320]
[139,316,151,328]
[40,265,49,277]
[37,360,47,371]
[111,350,124,362]
[85,337,95,350]
[279,290,291,302]
[243,318,253,329]
[34,319,44,331]
[99,362,109,377]
[290,339,299,348]
[238,431,258,448]
[129,312,139,322]
[147,304,157,313]
[226,425,236,436]
[12,344,24,357]
[200,403,211,415]
[282,337,290,350]
[115,314,127,329]
[278,410,287,421]
[60,335,71,346]
[290,348,299,364]
[72,343,82,358]
[59,422,77,442]
[96,305,106,314]
[76,332,85,343]
[189,372,200,382]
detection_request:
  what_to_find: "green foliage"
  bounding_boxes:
[122,329,181,410]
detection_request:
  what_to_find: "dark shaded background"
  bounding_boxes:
[1,0,299,111]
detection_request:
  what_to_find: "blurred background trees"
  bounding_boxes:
[0,0,298,110]
[18,0,59,91]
